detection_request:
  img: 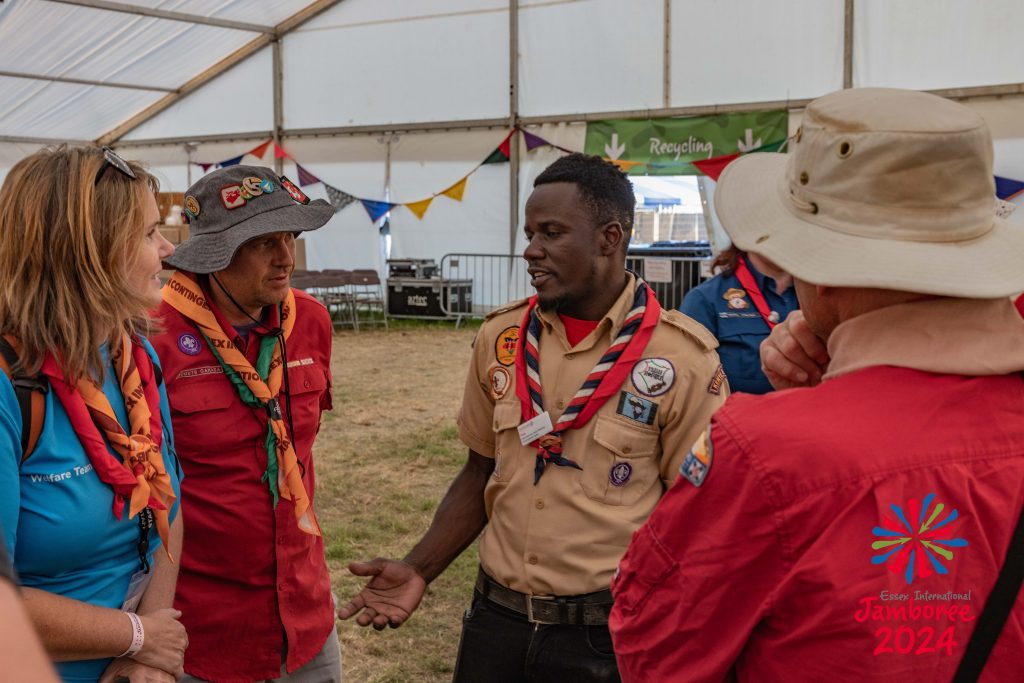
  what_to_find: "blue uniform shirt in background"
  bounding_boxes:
[0,339,181,683]
[680,259,799,394]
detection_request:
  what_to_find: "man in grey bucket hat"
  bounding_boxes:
[152,166,342,682]
[610,88,1024,682]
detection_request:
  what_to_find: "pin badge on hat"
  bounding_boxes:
[280,176,310,205]
[184,195,201,219]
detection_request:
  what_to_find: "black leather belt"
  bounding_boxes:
[475,568,614,626]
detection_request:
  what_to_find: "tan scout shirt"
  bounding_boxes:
[458,274,727,596]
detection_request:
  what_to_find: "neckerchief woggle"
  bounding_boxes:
[514,275,661,484]
[734,255,779,330]
[162,271,321,536]
[41,334,177,560]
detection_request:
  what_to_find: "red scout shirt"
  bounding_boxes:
[610,298,1024,683]
[152,282,334,683]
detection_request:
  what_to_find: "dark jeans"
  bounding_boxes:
[452,590,621,683]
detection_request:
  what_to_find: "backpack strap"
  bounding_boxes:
[952,496,1024,682]
[0,335,48,461]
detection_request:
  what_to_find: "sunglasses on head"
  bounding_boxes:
[94,146,137,186]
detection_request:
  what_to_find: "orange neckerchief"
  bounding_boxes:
[41,334,177,560]
[161,271,321,536]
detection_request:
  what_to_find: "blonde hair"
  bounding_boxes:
[0,145,160,383]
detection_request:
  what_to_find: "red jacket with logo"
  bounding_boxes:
[610,366,1024,682]
[152,287,334,683]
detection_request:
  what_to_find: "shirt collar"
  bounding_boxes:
[824,297,1024,380]
[535,271,637,351]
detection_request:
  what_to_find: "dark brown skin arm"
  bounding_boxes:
[338,450,493,629]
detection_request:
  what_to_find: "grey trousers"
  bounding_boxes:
[180,625,341,683]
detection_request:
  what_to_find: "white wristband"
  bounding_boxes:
[120,611,145,658]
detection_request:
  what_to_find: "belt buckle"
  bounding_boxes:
[525,595,555,625]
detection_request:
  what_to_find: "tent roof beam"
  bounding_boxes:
[0,69,175,93]
[44,0,274,33]
[96,0,346,146]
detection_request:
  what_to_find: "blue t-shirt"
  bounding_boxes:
[0,338,182,683]
[680,260,800,395]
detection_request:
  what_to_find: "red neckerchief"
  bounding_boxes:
[514,277,661,482]
[734,255,778,330]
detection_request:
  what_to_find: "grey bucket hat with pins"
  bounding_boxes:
[165,164,333,274]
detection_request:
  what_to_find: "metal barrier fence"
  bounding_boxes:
[439,252,711,318]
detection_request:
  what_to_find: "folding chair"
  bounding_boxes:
[349,269,389,330]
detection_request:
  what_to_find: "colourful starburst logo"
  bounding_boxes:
[870,493,968,585]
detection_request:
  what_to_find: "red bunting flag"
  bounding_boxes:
[274,143,288,159]
[691,152,740,181]
[249,140,272,159]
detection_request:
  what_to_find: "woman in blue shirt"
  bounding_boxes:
[0,146,186,683]
[681,246,799,394]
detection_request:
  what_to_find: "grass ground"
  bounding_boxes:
[316,320,482,683]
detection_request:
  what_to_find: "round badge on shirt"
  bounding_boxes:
[178,333,202,356]
[631,357,675,397]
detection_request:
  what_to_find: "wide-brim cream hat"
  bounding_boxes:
[715,87,1024,297]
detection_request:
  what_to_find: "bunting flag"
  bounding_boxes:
[249,140,272,159]
[274,143,288,159]
[198,162,214,173]
[995,175,1024,201]
[691,139,788,180]
[405,197,434,219]
[361,199,396,223]
[324,184,357,213]
[608,159,645,172]
[691,153,739,181]
[521,129,550,151]
[296,164,320,187]
[441,176,469,202]
[482,129,517,165]
[219,155,244,168]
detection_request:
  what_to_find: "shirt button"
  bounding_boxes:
[565,353,575,360]
[528,554,539,565]
[556,399,564,410]
[622,446,632,455]
[535,499,544,509]
[304,380,311,388]
[278,583,286,592]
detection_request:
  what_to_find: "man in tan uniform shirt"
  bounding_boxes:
[339,153,726,682]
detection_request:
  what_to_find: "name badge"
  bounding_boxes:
[517,411,553,446]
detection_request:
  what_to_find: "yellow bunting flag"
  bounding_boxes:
[607,158,645,172]
[405,197,434,219]
[441,176,469,202]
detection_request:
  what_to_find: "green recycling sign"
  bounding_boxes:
[584,110,788,175]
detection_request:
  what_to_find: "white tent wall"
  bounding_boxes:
[285,0,509,127]
[387,129,511,258]
[518,0,663,116]
[670,0,844,106]
[855,0,1024,90]
[123,47,275,141]
[273,136,387,271]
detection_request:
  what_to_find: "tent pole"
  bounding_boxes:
[508,0,520,259]
[843,0,854,89]
[273,38,284,175]
[663,0,671,108]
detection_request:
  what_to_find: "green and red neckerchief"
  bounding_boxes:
[514,276,661,483]
[162,271,321,536]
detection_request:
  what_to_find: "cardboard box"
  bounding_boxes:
[294,238,307,271]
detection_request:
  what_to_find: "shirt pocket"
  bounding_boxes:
[491,399,522,483]
[167,377,239,456]
[580,414,660,506]
[281,363,329,443]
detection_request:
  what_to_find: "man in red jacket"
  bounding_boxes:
[609,87,1024,682]
[152,166,340,683]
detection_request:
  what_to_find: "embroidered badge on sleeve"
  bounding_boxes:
[680,427,713,487]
